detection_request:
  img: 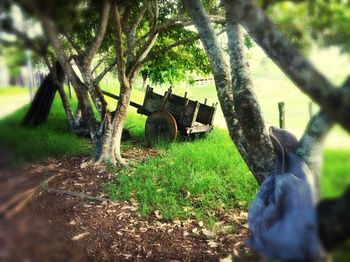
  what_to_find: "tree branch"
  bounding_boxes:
[112,0,127,85]
[83,0,111,65]
[225,3,275,181]
[224,0,350,133]
[126,0,159,78]
[142,29,226,65]
[297,75,350,186]
[143,35,200,64]
[133,15,225,50]
[125,5,147,66]
[93,58,117,84]
[7,27,45,55]
[62,30,82,56]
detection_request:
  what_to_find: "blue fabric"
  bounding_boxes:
[248,130,325,261]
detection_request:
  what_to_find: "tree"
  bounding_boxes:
[11,0,223,165]
[140,30,211,87]
[183,0,350,257]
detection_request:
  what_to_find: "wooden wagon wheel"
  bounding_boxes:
[145,111,178,146]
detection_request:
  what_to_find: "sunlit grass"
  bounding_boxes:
[105,129,258,223]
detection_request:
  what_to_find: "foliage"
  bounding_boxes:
[141,30,211,85]
[266,1,312,54]
[2,46,26,77]
[308,0,350,54]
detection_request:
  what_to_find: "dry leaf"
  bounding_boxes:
[220,254,232,262]
[233,248,239,256]
[207,241,219,248]
[198,221,204,227]
[80,162,89,169]
[202,229,215,237]
[173,220,181,225]
[71,232,90,240]
[154,210,163,220]
[99,167,107,173]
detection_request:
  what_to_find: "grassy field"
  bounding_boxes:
[0,85,349,204]
[0,86,30,119]
[1,44,350,255]
[0,81,349,257]
[0,96,91,164]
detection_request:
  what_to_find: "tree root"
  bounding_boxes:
[44,187,110,202]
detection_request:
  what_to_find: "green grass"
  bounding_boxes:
[105,129,258,223]
[1,86,349,223]
[0,93,91,164]
[322,149,350,198]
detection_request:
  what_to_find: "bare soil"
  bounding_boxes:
[0,147,261,262]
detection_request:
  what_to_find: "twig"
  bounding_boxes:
[45,187,110,202]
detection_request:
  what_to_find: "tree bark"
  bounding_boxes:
[98,82,131,164]
[223,0,350,133]
[225,10,275,182]
[184,0,275,183]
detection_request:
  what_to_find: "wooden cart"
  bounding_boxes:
[102,85,217,146]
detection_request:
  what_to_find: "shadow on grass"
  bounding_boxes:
[0,98,91,167]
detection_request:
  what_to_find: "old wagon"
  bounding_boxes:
[102,85,217,146]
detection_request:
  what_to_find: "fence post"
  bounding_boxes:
[278,102,285,129]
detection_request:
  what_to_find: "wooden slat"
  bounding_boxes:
[101,90,143,109]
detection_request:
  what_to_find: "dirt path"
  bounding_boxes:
[0,152,261,261]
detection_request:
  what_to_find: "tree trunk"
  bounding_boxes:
[97,81,132,165]
[225,10,275,182]
[184,0,275,184]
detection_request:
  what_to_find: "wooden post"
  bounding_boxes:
[278,102,285,129]
[308,101,313,119]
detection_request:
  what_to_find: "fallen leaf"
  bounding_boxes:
[198,221,204,227]
[220,254,232,262]
[154,210,163,220]
[207,241,219,248]
[202,229,215,237]
[99,167,107,173]
[121,254,132,259]
[71,232,90,241]
[80,162,89,169]
[173,220,181,225]
[233,248,239,256]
